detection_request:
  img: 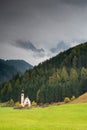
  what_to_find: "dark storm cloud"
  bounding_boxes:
[61,0,87,6]
[15,40,44,53]
[50,41,70,53]
[0,0,86,22]
[0,0,61,44]
[0,0,62,25]
[0,0,87,45]
[0,0,87,65]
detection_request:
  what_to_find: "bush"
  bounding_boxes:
[71,96,76,101]
[1,99,14,107]
[14,102,23,109]
[7,99,14,107]
[0,102,8,107]
[31,101,37,107]
[64,97,71,103]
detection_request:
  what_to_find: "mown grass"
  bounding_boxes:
[0,103,87,130]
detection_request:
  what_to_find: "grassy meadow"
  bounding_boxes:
[0,103,87,130]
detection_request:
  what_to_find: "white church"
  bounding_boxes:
[21,90,31,107]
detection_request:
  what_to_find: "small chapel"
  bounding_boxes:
[21,90,31,107]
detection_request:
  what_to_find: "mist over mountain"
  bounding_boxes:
[6,59,33,73]
[50,41,70,53]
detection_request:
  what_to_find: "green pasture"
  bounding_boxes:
[0,103,87,130]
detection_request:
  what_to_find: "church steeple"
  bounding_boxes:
[21,89,24,107]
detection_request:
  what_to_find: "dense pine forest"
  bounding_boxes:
[0,42,87,103]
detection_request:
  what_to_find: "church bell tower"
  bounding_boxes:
[21,89,24,106]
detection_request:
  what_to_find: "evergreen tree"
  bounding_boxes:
[60,67,69,82]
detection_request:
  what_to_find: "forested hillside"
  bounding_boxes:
[6,60,33,73]
[0,59,33,84]
[0,60,18,84]
[0,42,87,103]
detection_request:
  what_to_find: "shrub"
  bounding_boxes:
[1,99,14,107]
[71,96,76,101]
[64,97,71,103]
[7,99,14,107]
[31,101,37,107]
[14,102,23,109]
[0,102,8,107]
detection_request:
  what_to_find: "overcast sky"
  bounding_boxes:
[0,0,87,65]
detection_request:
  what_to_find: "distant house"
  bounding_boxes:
[21,90,31,107]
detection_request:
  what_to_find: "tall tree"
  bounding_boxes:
[60,67,69,82]
[70,68,79,97]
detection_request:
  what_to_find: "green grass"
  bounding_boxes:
[0,103,87,130]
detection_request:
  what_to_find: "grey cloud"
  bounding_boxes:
[1,0,87,65]
[12,40,46,59]
[50,41,70,53]
[61,0,87,6]
[14,40,44,53]
[32,51,46,58]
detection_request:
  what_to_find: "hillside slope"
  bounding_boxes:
[0,60,17,84]
[71,93,87,103]
[6,60,33,73]
[0,59,33,84]
[38,42,87,70]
